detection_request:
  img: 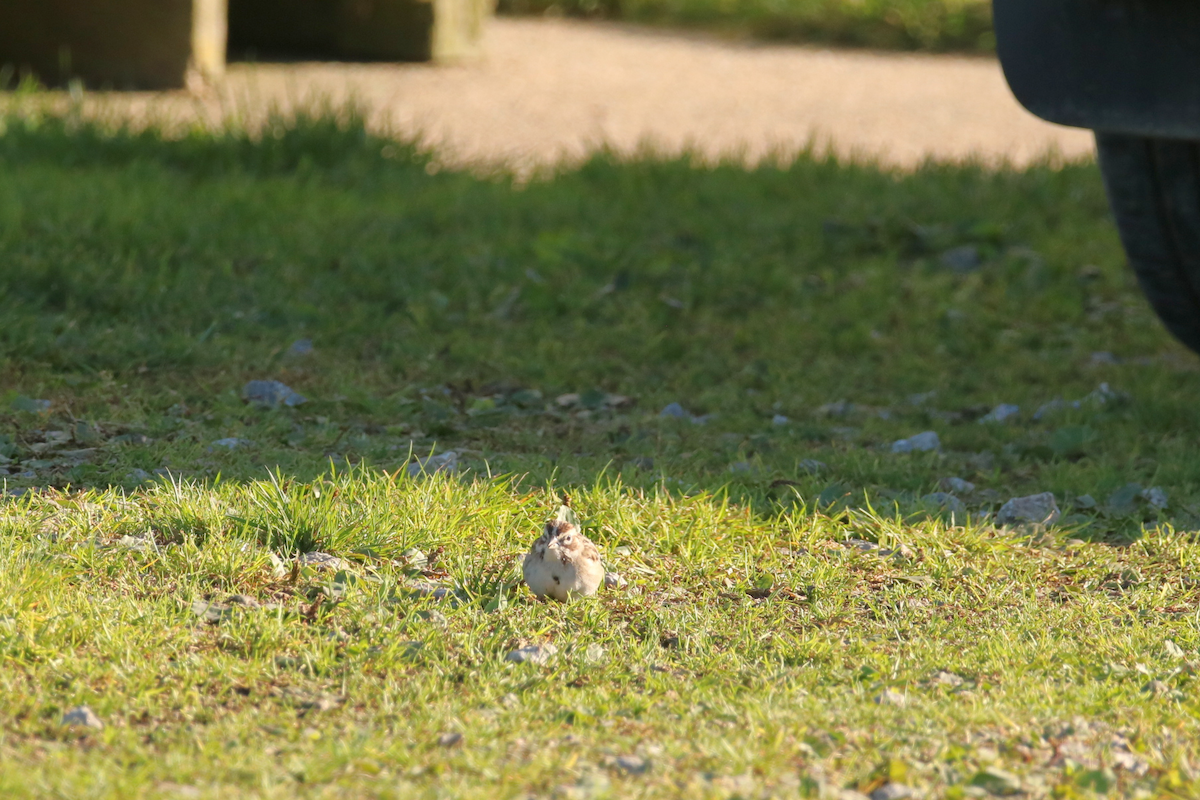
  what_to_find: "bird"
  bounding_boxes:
[522,519,605,601]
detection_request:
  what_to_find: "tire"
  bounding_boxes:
[1096,133,1200,355]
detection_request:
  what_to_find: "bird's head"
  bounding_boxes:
[543,519,578,546]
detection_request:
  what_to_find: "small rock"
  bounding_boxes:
[1141,486,1169,510]
[659,402,688,419]
[209,437,252,451]
[798,459,826,475]
[400,548,429,570]
[1032,398,1079,420]
[614,755,650,775]
[417,609,448,625]
[506,644,558,665]
[125,468,151,483]
[938,477,975,494]
[226,594,260,608]
[113,535,153,552]
[1089,351,1120,366]
[627,456,654,471]
[288,339,314,356]
[11,396,51,413]
[930,670,965,687]
[604,571,627,589]
[978,403,1020,424]
[940,245,979,273]
[891,431,940,453]
[920,492,966,520]
[870,784,915,800]
[1073,494,1096,510]
[772,414,789,426]
[437,732,464,748]
[407,450,458,478]
[908,391,937,406]
[1164,640,1186,660]
[191,599,232,623]
[584,643,606,664]
[995,492,1060,527]
[1084,381,1121,405]
[242,379,307,408]
[729,461,754,474]
[816,400,854,417]
[1143,679,1171,697]
[875,689,906,707]
[300,552,351,571]
[61,705,104,731]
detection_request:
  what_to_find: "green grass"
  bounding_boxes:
[3,102,1200,798]
[497,0,994,53]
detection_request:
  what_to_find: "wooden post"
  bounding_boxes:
[0,0,227,90]
[229,0,489,63]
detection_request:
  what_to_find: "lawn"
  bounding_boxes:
[2,102,1200,799]
[496,0,994,53]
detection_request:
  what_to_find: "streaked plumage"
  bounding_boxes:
[522,520,604,601]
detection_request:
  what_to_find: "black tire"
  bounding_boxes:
[1096,133,1200,355]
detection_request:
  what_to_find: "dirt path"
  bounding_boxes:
[78,19,1098,170]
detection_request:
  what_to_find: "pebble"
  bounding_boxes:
[604,571,627,589]
[1164,640,1185,660]
[301,552,351,571]
[288,339,314,356]
[11,396,51,413]
[940,244,981,273]
[659,402,688,419]
[192,599,233,623]
[1141,486,1169,510]
[227,594,260,608]
[930,670,965,687]
[505,644,558,665]
[614,755,650,775]
[242,380,307,408]
[891,431,940,453]
[978,403,1020,424]
[1033,398,1079,420]
[772,414,789,426]
[1089,351,1120,366]
[875,689,906,707]
[125,469,151,483]
[61,705,104,730]
[1143,679,1171,697]
[437,732,464,748]
[209,437,253,451]
[798,459,827,475]
[995,492,1060,527]
[938,477,975,494]
[870,784,915,800]
[920,492,966,520]
[584,643,607,664]
[729,461,754,474]
[407,450,458,477]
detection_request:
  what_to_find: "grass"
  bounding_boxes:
[496,0,994,53]
[3,101,1200,798]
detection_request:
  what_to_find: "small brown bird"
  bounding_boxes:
[522,519,604,601]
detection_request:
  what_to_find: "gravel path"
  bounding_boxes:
[77,19,1099,171]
